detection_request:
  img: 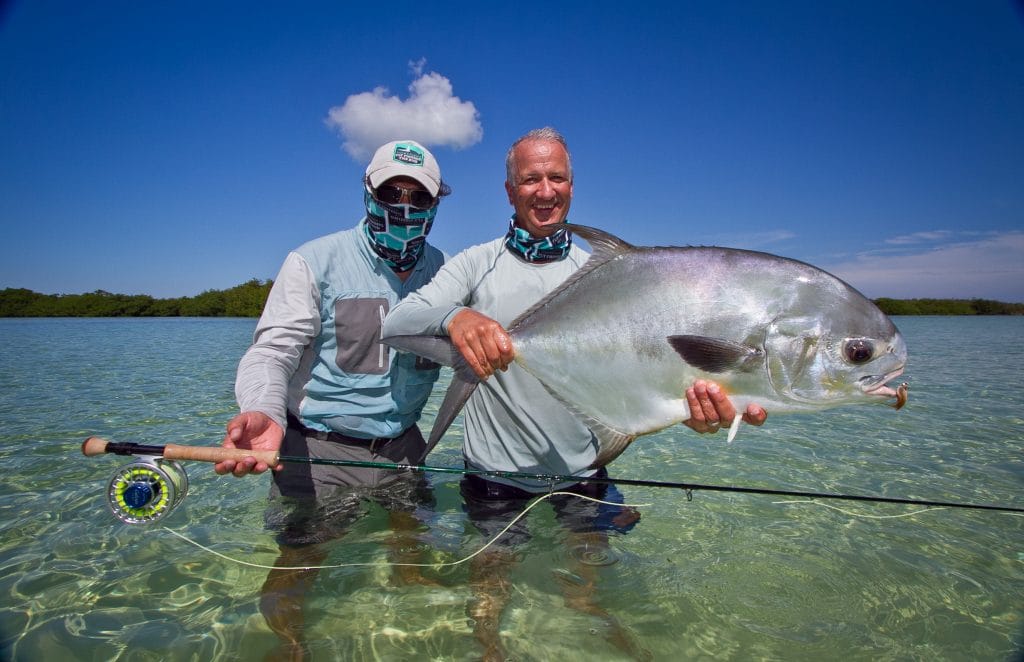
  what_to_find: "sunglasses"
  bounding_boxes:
[373,184,436,210]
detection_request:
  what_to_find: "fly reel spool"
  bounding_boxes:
[106,456,188,524]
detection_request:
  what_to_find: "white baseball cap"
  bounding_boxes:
[365,140,442,197]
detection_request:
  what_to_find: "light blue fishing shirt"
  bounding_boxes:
[235,221,446,439]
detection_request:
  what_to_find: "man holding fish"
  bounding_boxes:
[385,127,766,496]
[383,127,766,659]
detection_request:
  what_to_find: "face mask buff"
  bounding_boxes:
[362,188,437,271]
[503,216,572,263]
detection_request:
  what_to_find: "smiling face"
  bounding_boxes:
[505,138,573,238]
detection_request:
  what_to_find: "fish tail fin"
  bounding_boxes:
[382,334,479,456]
[382,335,463,367]
[426,364,479,455]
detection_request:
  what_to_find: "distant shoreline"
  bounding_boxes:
[1,283,1022,317]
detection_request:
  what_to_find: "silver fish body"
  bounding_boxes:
[386,223,908,467]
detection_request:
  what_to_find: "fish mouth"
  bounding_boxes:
[861,369,909,410]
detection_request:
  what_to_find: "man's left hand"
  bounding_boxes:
[684,379,767,434]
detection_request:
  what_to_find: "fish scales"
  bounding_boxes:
[515,244,861,433]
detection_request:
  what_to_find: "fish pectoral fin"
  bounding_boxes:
[667,335,762,373]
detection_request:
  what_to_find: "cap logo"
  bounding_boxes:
[392,143,425,167]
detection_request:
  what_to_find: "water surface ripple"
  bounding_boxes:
[0,316,1021,660]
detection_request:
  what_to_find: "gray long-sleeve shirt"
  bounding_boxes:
[382,236,599,490]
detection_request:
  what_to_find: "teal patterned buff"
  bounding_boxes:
[504,216,572,263]
[363,189,437,271]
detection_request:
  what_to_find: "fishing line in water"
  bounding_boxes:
[163,492,983,573]
[161,492,652,572]
[772,500,950,519]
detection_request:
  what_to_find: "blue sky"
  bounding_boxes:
[2,1,1022,301]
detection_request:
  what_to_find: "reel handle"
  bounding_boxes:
[82,436,280,466]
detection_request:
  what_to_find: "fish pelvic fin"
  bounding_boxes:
[726,415,742,443]
[667,335,764,373]
[382,335,479,456]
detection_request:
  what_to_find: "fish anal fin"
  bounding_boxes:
[533,379,637,468]
[563,401,635,468]
[667,335,762,373]
[589,425,637,468]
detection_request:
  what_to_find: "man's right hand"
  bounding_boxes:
[215,411,285,477]
[447,309,515,379]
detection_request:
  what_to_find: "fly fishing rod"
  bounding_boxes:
[82,436,1024,522]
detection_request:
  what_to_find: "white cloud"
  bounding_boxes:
[325,63,483,161]
[408,57,427,76]
[884,230,953,245]
[823,231,1024,302]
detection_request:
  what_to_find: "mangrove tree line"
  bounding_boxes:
[1,284,1021,317]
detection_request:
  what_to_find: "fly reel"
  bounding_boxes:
[106,456,188,524]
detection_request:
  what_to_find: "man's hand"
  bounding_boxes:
[684,379,767,434]
[447,309,515,379]
[215,411,285,476]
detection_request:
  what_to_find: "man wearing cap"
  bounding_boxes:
[214,140,449,659]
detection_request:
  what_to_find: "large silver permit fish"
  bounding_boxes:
[385,223,908,467]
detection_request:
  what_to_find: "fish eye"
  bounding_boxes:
[844,338,875,364]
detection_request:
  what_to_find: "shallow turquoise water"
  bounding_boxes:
[0,316,1021,660]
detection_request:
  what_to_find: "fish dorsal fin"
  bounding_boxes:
[509,223,635,332]
[533,379,637,468]
[667,335,764,373]
[558,223,636,261]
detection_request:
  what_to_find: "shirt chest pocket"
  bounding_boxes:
[333,297,389,375]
